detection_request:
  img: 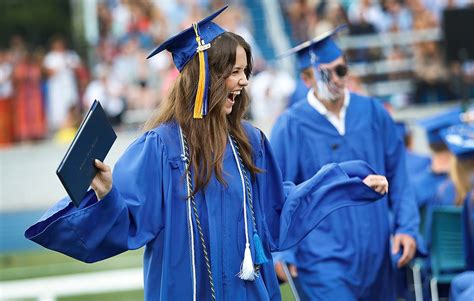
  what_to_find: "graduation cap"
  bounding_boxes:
[441,124,474,159]
[280,25,346,71]
[418,107,463,145]
[147,6,228,118]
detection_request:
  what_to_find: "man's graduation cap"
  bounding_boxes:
[418,107,463,145]
[280,25,346,70]
[147,6,228,118]
[441,123,474,158]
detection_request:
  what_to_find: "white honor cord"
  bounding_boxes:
[228,134,255,280]
[179,126,197,301]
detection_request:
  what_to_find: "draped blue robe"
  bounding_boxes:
[25,121,383,301]
[270,93,419,300]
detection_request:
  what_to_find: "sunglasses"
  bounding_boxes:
[321,64,348,78]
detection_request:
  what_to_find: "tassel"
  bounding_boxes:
[238,243,255,281]
[201,50,209,116]
[253,232,268,265]
[193,49,205,119]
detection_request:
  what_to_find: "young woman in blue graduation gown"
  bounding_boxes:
[443,124,474,301]
[25,8,388,301]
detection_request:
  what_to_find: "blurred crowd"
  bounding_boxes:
[0,0,473,147]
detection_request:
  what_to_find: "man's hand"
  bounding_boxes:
[274,261,298,282]
[392,233,416,268]
[362,174,389,194]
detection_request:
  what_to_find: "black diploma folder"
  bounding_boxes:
[56,100,117,207]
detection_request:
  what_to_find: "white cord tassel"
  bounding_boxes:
[229,135,256,281]
[238,243,256,281]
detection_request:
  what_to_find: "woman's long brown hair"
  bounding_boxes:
[450,156,474,206]
[144,32,261,193]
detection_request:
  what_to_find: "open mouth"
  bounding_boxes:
[227,90,241,104]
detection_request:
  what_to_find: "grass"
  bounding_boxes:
[1,249,295,300]
[0,249,143,281]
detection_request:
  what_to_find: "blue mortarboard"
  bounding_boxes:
[441,124,474,158]
[280,25,346,70]
[147,6,228,118]
[418,107,463,145]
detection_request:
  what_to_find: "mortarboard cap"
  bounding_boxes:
[280,25,346,71]
[418,107,463,145]
[441,124,474,158]
[147,6,228,118]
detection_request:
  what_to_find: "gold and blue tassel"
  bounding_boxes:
[193,23,210,119]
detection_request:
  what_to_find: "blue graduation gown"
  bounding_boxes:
[271,93,419,300]
[25,121,383,301]
[406,151,431,179]
[413,169,454,209]
[462,191,474,270]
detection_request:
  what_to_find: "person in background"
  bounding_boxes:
[441,123,474,301]
[395,121,431,179]
[25,7,388,301]
[270,26,419,301]
[83,64,126,126]
[0,48,14,146]
[414,108,462,228]
[43,35,80,133]
[12,48,47,142]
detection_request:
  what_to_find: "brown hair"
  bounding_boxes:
[144,32,260,193]
[450,156,474,206]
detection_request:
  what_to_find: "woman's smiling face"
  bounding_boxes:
[224,45,249,115]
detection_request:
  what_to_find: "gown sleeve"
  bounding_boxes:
[257,134,385,251]
[25,131,168,263]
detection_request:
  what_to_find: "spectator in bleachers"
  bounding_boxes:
[412,9,456,103]
[441,123,474,301]
[311,1,347,37]
[83,64,126,126]
[282,0,313,43]
[0,49,14,146]
[347,0,385,33]
[270,27,418,301]
[12,48,47,142]
[248,63,295,135]
[379,0,413,33]
[43,35,81,132]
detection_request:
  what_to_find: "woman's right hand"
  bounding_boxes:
[91,159,112,200]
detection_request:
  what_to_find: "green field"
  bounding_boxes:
[1,250,295,300]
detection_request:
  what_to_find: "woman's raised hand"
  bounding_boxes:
[91,159,113,200]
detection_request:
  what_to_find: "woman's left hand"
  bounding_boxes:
[362,174,389,194]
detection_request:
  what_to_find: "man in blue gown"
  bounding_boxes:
[271,27,420,300]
